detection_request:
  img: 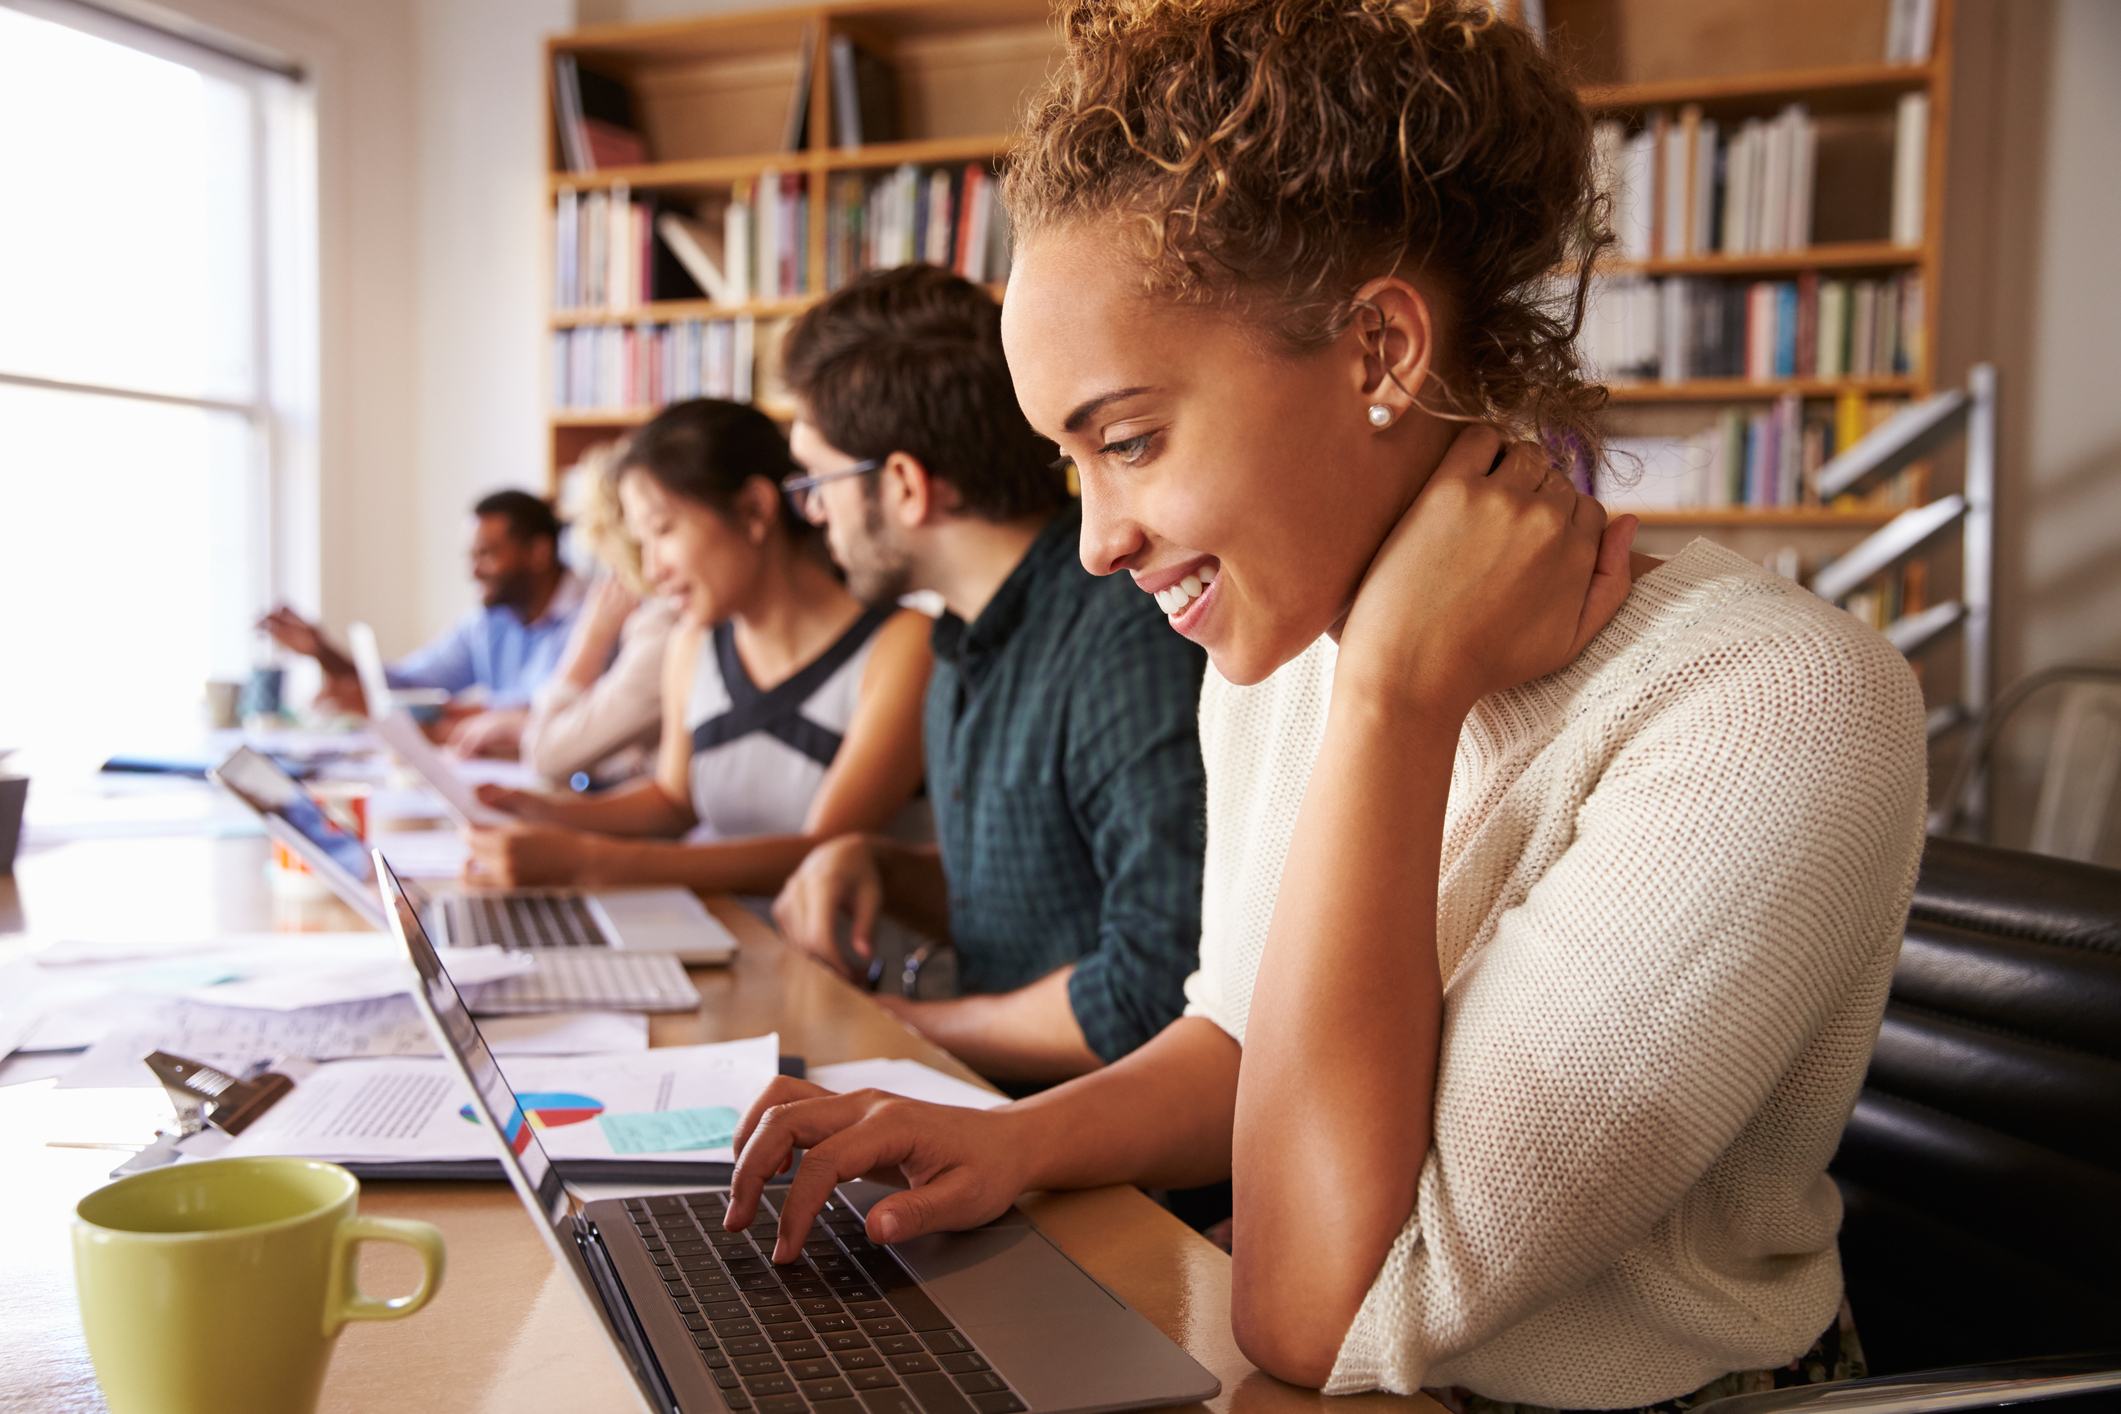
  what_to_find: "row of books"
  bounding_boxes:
[1594,393,1915,511]
[551,318,757,412]
[1836,560,1929,634]
[1579,270,1924,385]
[822,163,1011,292]
[1594,93,1929,260]
[555,161,1012,312]
[554,176,808,311]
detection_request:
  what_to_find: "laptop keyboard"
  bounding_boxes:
[624,1190,1027,1414]
[446,892,605,949]
[469,949,701,1014]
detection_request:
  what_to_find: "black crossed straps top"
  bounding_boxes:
[681,603,896,839]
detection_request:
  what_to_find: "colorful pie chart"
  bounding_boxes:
[461,1092,606,1155]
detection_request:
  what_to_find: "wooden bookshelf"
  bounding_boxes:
[1578,60,1932,116]
[1630,507,1901,528]
[542,0,1056,483]
[1547,0,1956,549]
[1605,375,1921,404]
[1598,239,1922,279]
[540,0,1958,557]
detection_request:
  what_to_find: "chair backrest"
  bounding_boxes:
[1830,837,2121,1374]
[2030,683,2121,862]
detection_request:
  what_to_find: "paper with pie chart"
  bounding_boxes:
[210,1033,779,1166]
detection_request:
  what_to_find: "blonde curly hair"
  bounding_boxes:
[563,438,649,595]
[1005,0,1609,462]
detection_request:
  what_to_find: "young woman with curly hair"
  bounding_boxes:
[723,2,1927,1408]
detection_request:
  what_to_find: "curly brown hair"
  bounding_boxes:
[1005,0,1608,460]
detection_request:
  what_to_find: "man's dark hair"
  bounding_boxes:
[781,266,1068,523]
[474,489,562,546]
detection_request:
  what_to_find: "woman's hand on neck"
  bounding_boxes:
[1331,425,1639,724]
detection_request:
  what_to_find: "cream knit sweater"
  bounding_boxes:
[1183,540,1927,1409]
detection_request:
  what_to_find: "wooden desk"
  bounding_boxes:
[1,831,1438,1414]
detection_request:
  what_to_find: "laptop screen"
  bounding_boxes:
[213,747,374,884]
[378,851,569,1227]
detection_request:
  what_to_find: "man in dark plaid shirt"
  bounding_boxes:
[771,267,1208,1084]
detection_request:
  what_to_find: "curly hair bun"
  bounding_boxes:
[1006,0,1609,457]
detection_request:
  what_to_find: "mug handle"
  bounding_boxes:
[325,1215,446,1335]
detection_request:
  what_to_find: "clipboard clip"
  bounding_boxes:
[143,1050,297,1137]
[109,1052,300,1180]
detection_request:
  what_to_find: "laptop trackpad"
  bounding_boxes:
[893,1228,1216,1410]
[590,890,723,952]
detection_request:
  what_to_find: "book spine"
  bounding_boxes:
[1774,282,1798,379]
[1898,270,1924,377]
[1692,116,1718,255]
[1788,104,1816,250]
[1850,280,1878,377]
[1891,92,1929,245]
[1874,277,1899,378]
[1777,392,1802,506]
[1659,277,1687,385]
[757,169,780,301]
[727,183,752,306]
[1816,280,1845,379]
[555,189,576,310]
[1795,271,1819,379]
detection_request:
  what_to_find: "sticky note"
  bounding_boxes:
[598,1105,740,1155]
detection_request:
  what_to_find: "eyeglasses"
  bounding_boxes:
[780,459,884,525]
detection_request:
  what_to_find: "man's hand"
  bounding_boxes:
[258,606,330,661]
[259,606,364,710]
[446,706,529,759]
[463,822,595,887]
[727,1077,1034,1261]
[772,836,885,980]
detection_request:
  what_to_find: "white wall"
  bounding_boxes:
[412,0,572,646]
[2012,0,2121,675]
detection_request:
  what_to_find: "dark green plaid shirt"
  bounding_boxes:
[925,504,1208,1062]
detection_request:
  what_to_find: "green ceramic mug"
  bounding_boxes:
[73,1156,445,1414]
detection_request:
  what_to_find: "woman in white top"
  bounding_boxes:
[469,399,932,896]
[521,441,677,785]
[718,2,1927,1410]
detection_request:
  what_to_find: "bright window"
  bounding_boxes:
[0,0,315,767]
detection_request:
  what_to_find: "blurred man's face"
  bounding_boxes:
[789,419,913,605]
[469,514,550,612]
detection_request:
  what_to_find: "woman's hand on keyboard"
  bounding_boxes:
[727,1077,1031,1262]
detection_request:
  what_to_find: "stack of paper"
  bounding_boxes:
[187,1034,784,1176]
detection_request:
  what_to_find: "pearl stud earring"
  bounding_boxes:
[1367,404,1393,428]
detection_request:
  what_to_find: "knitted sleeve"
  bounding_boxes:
[1326,611,1927,1396]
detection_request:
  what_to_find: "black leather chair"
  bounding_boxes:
[1825,837,2121,1375]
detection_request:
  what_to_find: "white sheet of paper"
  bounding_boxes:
[56,998,649,1088]
[4,936,530,1055]
[810,1058,1007,1110]
[369,712,509,827]
[370,829,470,880]
[210,1034,781,1165]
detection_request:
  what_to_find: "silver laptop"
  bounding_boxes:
[211,746,713,1012]
[381,855,1221,1414]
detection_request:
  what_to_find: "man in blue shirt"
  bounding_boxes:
[263,490,582,755]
